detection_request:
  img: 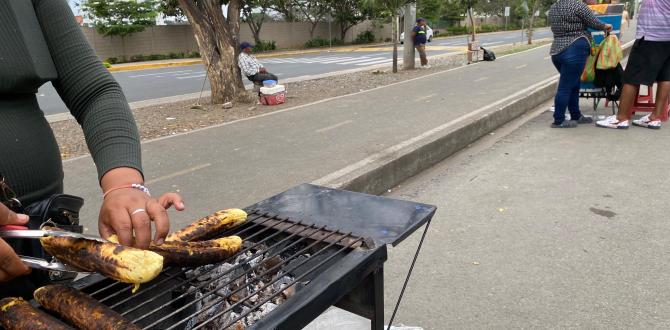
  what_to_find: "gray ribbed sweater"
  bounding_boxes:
[0,0,142,203]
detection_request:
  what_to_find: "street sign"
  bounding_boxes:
[504,6,510,17]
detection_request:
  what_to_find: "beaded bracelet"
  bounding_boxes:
[103,183,151,199]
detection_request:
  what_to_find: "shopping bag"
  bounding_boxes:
[581,40,600,82]
[596,34,623,70]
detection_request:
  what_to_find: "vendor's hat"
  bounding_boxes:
[240,42,253,50]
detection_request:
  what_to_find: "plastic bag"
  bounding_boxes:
[581,40,600,82]
[596,34,623,70]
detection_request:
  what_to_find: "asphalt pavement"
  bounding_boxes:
[37,28,552,115]
[381,108,670,329]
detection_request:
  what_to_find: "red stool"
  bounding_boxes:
[631,83,670,122]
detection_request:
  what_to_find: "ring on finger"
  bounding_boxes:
[131,208,147,216]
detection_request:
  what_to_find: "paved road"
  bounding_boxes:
[382,108,670,329]
[38,28,552,115]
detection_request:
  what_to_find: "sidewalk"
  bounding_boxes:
[382,106,670,329]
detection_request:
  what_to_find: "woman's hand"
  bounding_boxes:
[604,24,613,32]
[99,168,185,249]
[0,203,31,282]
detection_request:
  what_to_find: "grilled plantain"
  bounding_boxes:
[40,231,163,288]
[34,285,140,330]
[166,208,247,242]
[0,297,73,330]
[109,235,243,266]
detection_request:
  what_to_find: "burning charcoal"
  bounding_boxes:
[261,255,283,273]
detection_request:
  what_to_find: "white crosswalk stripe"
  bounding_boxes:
[257,56,391,66]
[355,58,392,66]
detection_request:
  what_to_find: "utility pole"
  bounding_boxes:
[403,3,416,70]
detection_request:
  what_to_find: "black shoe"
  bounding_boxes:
[551,121,578,128]
[573,115,593,124]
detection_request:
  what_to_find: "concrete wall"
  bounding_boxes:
[82,25,199,60]
[84,20,393,60]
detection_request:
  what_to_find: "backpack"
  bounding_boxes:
[481,47,496,61]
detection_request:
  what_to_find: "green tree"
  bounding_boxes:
[242,0,274,44]
[332,0,371,41]
[364,0,415,73]
[158,0,186,21]
[417,0,442,23]
[271,0,301,21]
[293,0,332,39]
[80,0,158,37]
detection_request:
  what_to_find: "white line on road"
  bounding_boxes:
[335,57,382,65]
[515,64,528,69]
[173,71,204,76]
[474,77,489,82]
[129,70,193,78]
[355,59,392,66]
[414,93,438,102]
[176,74,207,79]
[316,120,353,133]
[146,163,212,185]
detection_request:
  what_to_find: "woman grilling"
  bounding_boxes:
[0,0,184,297]
[548,0,612,128]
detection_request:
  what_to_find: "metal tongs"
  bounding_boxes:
[0,225,107,273]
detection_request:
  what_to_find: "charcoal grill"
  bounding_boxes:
[61,184,436,329]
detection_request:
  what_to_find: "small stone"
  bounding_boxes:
[473,261,480,265]
[166,117,176,120]
[223,102,233,109]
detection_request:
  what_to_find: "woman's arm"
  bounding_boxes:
[576,1,610,31]
[33,0,184,247]
[32,0,142,180]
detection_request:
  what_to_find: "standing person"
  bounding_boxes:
[238,42,279,84]
[0,0,184,297]
[596,0,670,129]
[412,18,430,69]
[548,0,612,128]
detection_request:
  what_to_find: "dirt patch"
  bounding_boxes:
[52,41,550,160]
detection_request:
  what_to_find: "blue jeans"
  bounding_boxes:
[551,38,590,124]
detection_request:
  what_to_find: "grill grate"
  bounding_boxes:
[77,210,364,330]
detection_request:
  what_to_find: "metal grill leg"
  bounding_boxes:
[371,268,384,330]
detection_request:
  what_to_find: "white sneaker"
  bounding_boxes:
[632,114,662,129]
[596,115,629,129]
[421,65,431,69]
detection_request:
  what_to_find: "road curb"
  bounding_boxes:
[108,60,203,72]
[315,40,634,195]
[312,76,559,194]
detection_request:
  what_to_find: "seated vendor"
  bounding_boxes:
[237,42,279,85]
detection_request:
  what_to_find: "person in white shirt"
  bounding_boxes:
[238,42,278,84]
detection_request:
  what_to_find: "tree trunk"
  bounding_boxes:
[177,0,245,104]
[468,7,476,42]
[392,14,398,73]
[527,0,539,44]
[340,24,352,41]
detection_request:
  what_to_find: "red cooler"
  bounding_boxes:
[260,85,286,106]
